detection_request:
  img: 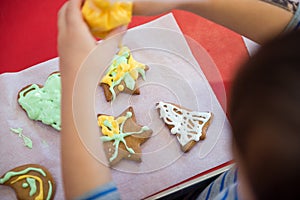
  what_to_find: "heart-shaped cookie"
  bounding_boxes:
[18,72,61,131]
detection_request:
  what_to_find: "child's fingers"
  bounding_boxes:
[70,0,85,8]
[67,0,85,16]
[63,0,86,27]
[57,1,69,32]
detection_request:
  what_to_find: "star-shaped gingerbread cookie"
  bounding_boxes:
[98,107,152,166]
[100,46,149,102]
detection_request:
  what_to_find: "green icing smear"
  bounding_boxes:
[0,167,46,184]
[0,167,53,199]
[18,73,61,131]
[10,128,33,149]
[46,180,53,200]
[10,127,23,135]
[100,111,150,162]
[101,47,147,101]
[26,177,37,196]
[22,182,29,188]
[103,120,113,130]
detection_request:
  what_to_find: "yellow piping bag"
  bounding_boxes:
[82,0,132,38]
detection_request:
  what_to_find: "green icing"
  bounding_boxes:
[22,182,29,188]
[10,128,33,149]
[100,112,150,162]
[18,73,61,131]
[112,52,129,66]
[22,135,33,149]
[136,68,146,80]
[0,167,46,184]
[103,120,113,130]
[46,180,53,200]
[26,177,37,196]
[106,51,129,101]
[124,73,135,90]
[102,48,147,101]
[0,167,53,199]
[10,128,23,136]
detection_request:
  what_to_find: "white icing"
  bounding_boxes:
[156,102,212,146]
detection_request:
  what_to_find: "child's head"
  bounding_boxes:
[229,30,300,200]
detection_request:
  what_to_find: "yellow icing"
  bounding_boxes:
[117,85,124,91]
[128,54,146,69]
[100,46,147,101]
[116,116,126,124]
[10,175,44,200]
[82,0,132,38]
[102,62,137,87]
[99,111,150,162]
[98,115,126,137]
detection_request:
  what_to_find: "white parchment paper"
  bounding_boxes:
[0,59,63,199]
[0,13,232,200]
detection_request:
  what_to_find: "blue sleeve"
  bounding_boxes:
[75,182,120,200]
[284,5,300,32]
[197,166,238,200]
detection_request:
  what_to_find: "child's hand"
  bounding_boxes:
[58,0,128,81]
[133,0,177,16]
[58,0,97,79]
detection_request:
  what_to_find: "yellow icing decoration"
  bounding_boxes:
[117,85,124,91]
[128,54,146,69]
[98,115,128,137]
[10,175,44,200]
[100,46,147,101]
[82,0,133,38]
[116,116,126,124]
[98,116,119,137]
[99,111,150,162]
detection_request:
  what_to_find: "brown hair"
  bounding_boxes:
[229,30,300,200]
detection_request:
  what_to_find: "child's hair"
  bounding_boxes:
[229,30,300,200]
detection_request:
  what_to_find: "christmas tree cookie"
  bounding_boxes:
[156,101,213,152]
[100,46,149,102]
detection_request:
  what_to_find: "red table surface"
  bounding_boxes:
[0,0,249,197]
[0,0,249,95]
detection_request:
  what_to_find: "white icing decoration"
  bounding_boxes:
[156,102,212,146]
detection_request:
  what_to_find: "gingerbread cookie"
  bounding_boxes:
[156,101,213,152]
[0,164,56,200]
[98,107,152,166]
[100,46,149,102]
[18,72,61,131]
[82,0,132,38]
